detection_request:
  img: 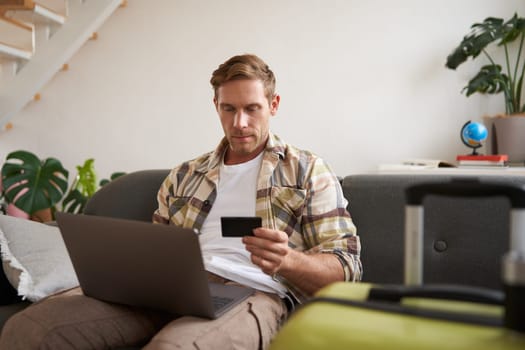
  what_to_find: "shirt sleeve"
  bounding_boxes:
[152,169,176,225]
[301,158,362,282]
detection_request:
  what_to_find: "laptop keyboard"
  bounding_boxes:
[212,295,234,310]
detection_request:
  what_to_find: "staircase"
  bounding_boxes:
[0,0,123,131]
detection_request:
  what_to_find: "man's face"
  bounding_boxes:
[214,79,280,165]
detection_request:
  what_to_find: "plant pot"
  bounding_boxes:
[492,114,525,163]
[31,208,53,223]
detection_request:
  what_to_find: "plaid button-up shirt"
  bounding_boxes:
[153,133,362,302]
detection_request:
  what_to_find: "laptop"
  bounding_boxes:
[55,212,254,319]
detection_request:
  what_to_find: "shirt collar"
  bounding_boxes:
[197,132,286,173]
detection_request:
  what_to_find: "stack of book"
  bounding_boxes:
[456,154,508,167]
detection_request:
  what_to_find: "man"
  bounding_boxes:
[0,54,361,349]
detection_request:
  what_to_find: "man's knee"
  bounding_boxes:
[0,295,171,350]
[1,306,48,350]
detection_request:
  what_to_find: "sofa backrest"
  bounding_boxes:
[83,169,170,221]
[341,173,525,290]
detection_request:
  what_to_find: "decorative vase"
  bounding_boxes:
[492,114,525,164]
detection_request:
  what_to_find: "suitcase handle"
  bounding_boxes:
[368,284,504,305]
[310,289,502,327]
[405,179,525,207]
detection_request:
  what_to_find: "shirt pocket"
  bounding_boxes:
[167,196,191,224]
[270,187,306,235]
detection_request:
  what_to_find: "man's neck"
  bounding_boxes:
[223,138,268,165]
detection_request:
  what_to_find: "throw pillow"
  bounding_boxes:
[0,215,79,302]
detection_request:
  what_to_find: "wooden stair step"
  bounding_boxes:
[33,2,66,24]
[0,41,32,60]
[0,0,66,15]
[0,0,35,12]
[1,0,66,25]
[0,16,34,53]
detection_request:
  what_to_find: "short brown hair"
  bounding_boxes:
[210,54,276,103]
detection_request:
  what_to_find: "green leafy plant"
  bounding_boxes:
[1,150,126,220]
[1,150,69,217]
[446,13,525,114]
[61,158,97,214]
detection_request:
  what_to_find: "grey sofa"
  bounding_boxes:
[1,169,524,343]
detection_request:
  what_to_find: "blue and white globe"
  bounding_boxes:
[461,121,488,149]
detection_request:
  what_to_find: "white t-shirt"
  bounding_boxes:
[199,152,287,296]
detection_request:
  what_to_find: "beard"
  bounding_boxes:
[224,130,268,163]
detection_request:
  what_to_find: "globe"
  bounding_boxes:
[460,121,488,155]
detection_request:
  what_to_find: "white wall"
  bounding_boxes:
[1,0,524,180]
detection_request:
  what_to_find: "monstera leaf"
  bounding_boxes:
[446,17,505,69]
[1,150,69,215]
[463,64,510,96]
[499,14,525,45]
[62,188,88,214]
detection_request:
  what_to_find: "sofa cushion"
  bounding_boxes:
[0,215,79,302]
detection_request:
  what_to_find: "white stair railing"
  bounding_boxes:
[0,0,122,130]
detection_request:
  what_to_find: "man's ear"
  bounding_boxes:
[213,97,218,111]
[270,94,280,115]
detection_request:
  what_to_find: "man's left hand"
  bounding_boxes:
[242,228,291,276]
[242,227,345,295]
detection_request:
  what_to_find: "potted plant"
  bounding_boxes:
[446,13,525,162]
[1,150,69,222]
[1,150,125,221]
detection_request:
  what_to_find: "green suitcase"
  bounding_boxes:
[270,282,525,350]
[270,181,525,349]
